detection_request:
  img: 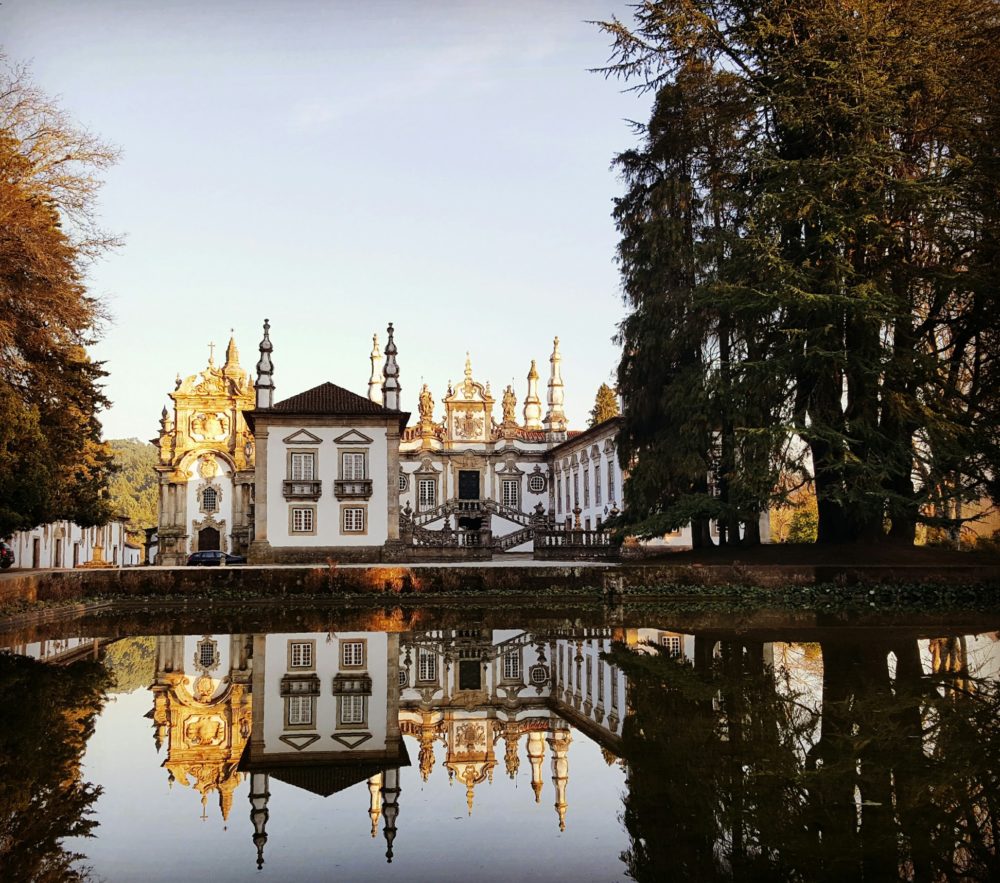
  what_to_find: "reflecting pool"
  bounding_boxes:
[3,604,1000,881]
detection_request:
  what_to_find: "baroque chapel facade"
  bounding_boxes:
[152,337,256,565]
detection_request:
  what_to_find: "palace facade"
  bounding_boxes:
[155,321,633,563]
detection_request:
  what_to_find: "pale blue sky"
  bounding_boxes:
[4,0,650,440]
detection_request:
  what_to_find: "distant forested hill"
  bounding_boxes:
[107,439,158,541]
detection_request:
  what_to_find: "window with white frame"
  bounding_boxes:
[418,647,437,682]
[501,479,519,509]
[660,635,682,657]
[342,640,365,668]
[528,473,546,494]
[503,649,521,680]
[573,472,579,507]
[595,463,602,506]
[291,507,314,533]
[556,477,562,514]
[398,473,408,492]
[418,478,436,510]
[607,458,615,503]
[342,507,365,532]
[286,695,314,726]
[565,475,572,512]
[341,451,366,480]
[290,451,316,480]
[289,640,314,669]
[583,468,590,507]
[340,694,366,725]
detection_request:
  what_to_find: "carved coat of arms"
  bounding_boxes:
[455,412,484,440]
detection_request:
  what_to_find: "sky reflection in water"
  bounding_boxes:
[4,615,1000,882]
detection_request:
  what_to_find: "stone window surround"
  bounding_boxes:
[338,448,368,480]
[501,477,520,510]
[198,482,222,515]
[336,694,368,729]
[289,505,317,535]
[284,694,316,730]
[340,638,367,669]
[287,639,316,670]
[341,504,368,535]
[502,648,522,682]
[287,448,319,481]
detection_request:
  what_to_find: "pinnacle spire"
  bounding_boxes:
[383,322,401,410]
[254,319,274,410]
[368,333,384,404]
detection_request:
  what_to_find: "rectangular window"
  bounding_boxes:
[291,507,314,533]
[287,695,313,726]
[342,507,365,532]
[501,479,519,509]
[556,477,562,514]
[595,463,602,506]
[418,647,437,682]
[573,472,579,507]
[340,694,366,725]
[565,476,571,513]
[289,641,313,669]
[607,458,615,503]
[660,635,682,657]
[418,478,436,510]
[290,451,315,480]
[341,452,366,480]
[342,640,365,668]
[583,468,590,507]
[503,649,521,681]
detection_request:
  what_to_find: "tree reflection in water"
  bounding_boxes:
[0,654,109,882]
[609,637,1000,882]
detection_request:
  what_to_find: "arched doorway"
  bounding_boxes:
[198,526,220,551]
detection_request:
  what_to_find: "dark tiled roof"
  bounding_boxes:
[272,382,398,416]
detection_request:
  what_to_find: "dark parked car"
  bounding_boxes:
[0,542,13,569]
[185,550,246,566]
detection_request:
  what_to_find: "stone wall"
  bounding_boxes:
[2,562,1000,614]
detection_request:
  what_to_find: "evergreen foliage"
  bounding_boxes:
[599,0,1000,545]
[0,58,119,537]
[102,636,156,694]
[106,439,159,542]
[589,383,621,427]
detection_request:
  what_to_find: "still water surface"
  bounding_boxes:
[3,604,1000,882]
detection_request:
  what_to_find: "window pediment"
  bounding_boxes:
[334,429,374,445]
[283,428,323,445]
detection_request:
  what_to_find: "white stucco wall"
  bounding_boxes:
[266,424,390,547]
[5,520,133,569]
[261,632,389,756]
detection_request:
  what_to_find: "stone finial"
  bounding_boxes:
[368,333,384,404]
[523,359,543,430]
[544,337,567,435]
[254,319,274,410]
[383,322,401,410]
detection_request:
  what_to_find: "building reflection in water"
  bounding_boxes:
[143,627,1000,877]
[145,626,692,867]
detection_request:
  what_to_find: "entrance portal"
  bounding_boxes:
[198,527,220,551]
[458,470,480,500]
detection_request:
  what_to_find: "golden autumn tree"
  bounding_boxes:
[0,58,119,535]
